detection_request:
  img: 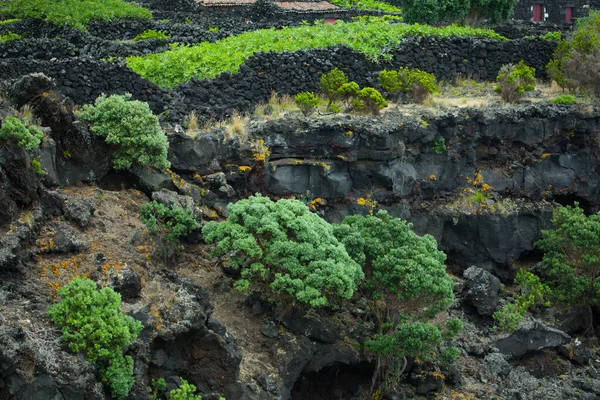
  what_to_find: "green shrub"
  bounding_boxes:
[334,211,459,384]
[337,81,360,110]
[536,203,600,307]
[378,67,438,103]
[31,158,45,175]
[550,94,576,104]
[432,138,447,154]
[494,60,536,103]
[48,277,142,399]
[399,0,518,24]
[0,31,22,42]
[355,87,387,114]
[294,91,320,116]
[320,68,348,110]
[150,378,166,400]
[134,29,171,41]
[170,379,202,400]
[127,19,506,89]
[76,94,170,170]
[202,194,364,307]
[0,116,43,151]
[0,18,20,25]
[541,31,562,41]
[493,269,551,332]
[328,0,401,13]
[0,0,151,31]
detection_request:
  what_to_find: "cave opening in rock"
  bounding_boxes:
[552,194,596,214]
[290,362,375,400]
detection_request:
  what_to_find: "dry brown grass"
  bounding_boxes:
[185,110,199,132]
[224,110,249,142]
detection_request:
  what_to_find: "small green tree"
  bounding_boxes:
[48,277,142,399]
[494,61,536,103]
[356,87,388,115]
[334,211,459,386]
[378,67,438,104]
[169,379,202,400]
[0,116,43,151]
[76,93,170,170]
[536,204,600,310]
[320,68,348,110]
[294,91,320,116]
[202,194,364,308]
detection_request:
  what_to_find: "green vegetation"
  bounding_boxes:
[493,269,551,332]
[0,116,43,151]
[134,29,171,41]
[294,91,320,116]
[536,203,600,307]
[0,0,151,31]
[494,60,536,103]
[0,31,22,42]
[48,277,142,399]
[31,158,45,175]
[169,379,202,400]
[433,138,447,154]
[150,378,166,400]
[140,201,200,242]
[0,18,20,25]
[329,0,401,13]
[378,67,438,103]
[127,19,506,88]
[546,10,600,95]
[76,94,170,170]
[320,68,348,110]
[550,94,576,105]
[398,0,519,24]
[541,31,562,41]
[202,194,364,307]
[354,87,388,114]
[334,211,460,384]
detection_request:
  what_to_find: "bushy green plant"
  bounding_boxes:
[76,94,170,170]
[0,0,151,31]
[493,269,551,332]
[0,116,43,151]
[432,138,447,154]
[150,377,166,400]
[546,11,600,94]
[294,91,320,116]
[0,18,20,25]
[170,379,202,400]
[320,68,348,110]
[202,194,364,307]
[541,31,562,41]
[48,277,142,399]
[536,203,600,307]
[127,19,506,89]
[550,94,576,104]
[378,67,438,103]
[494,60,536,103]
[355,87,387,114]
[334,211,459,384]
[134,29,171,41]
[140,201,200,242]
[31,158,45,175]
[329,0,401,13]
[0,31,22,42]
[337,81,360,110]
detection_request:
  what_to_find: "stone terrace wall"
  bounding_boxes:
[0,37,556,121]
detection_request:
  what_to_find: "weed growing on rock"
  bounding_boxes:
[48,277,142,399]
[494,61,536,103]
[432,138,447,154]
[0,115,43,151]
[76,94,170,170]
[133,29,170,41]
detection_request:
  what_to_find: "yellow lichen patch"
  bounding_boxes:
[309,197,325,211]
[346,130,353,136]
[481,183,491,191]
[357,197,376,214]
[251,139,270,162]
[292,159,331,170]
[429,174,436,180]
[541,153,550,159]
[432,371,445,380]
[238,165,252,172]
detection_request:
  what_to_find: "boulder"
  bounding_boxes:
[462,266,502,316]
[493,319,571,357]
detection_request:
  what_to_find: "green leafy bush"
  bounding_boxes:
[169,379,202,400]
[0,31,22,42]
[546,11,600,94]
[320,68,348,110]
[334,211,459,383]
[202,194,364,307]
[0,0,151,31]
[76,94,170,170]
[140,201,200,242]
[337,81,360,110]
[0,116,43,151]
[494,60,536,103]
[127,19,506,88]
[541,31,562,41]
[48,277,142,399]
[493,269,551,332]
[329,0,400,13]
[550,94,576,104]
[31,158,45,175]
[536,203,600,307]
[432,138,447,154]
[134,29,171,41]
[355,87,388,114]
[378,67,438,103]
[294,91,320,116]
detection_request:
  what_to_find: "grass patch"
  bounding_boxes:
[127,19,506,89]
[0,0,151,31]
[0,31,22,42]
